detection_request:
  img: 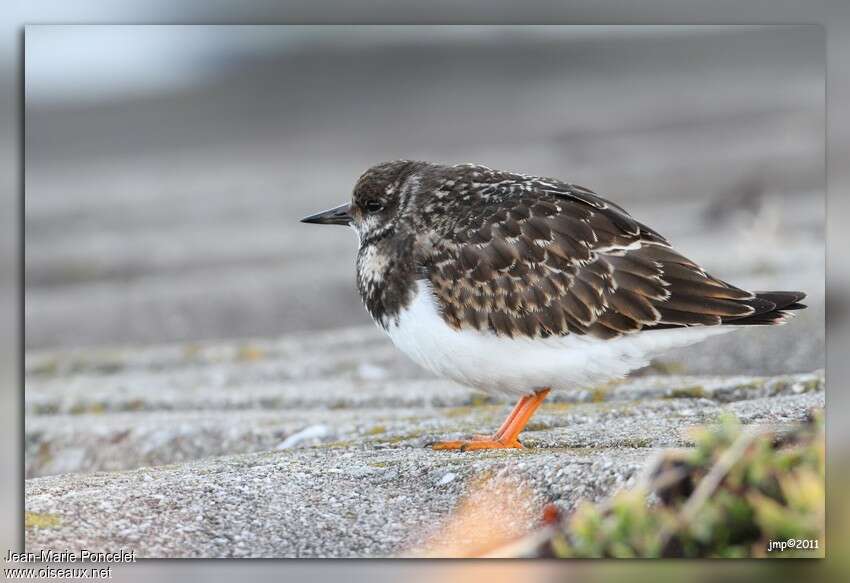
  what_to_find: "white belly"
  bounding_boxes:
[385,280,735,398]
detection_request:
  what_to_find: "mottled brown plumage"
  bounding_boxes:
[390,162,801,340]
[305,160,805,337]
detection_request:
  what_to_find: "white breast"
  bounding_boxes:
[385,280,735,398]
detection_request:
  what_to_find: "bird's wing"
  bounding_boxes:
[423,179,756,339]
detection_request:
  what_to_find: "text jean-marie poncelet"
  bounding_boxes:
[5,548,136,563]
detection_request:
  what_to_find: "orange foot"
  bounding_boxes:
[430,388,550,452]
[430,437,522,451]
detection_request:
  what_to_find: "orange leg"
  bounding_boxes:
[431,388,551,451]
[493,394,533,436]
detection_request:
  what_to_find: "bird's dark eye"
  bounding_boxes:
[364,200,384,214]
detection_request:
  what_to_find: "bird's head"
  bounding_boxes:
[301,160,427,244]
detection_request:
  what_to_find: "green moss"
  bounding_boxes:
[619,436,654,448]
[68,402,106,415]
[125,399,145,411]
[236,344,265,362]
[590,388,608,403]
[543,402,573,412]
[544,411,825,558]
[183,343,202,359]
[442,406,472,418]
[442,405,500,418]
[648,360,688,375]
[588,379,625,402]
[35,442,53,466]
[31,403,60,415]
[67,361,123,375]
[25,512,61,530]
[800,378,822,392]
[366,425,387,435]
[315,439,354,449]
[469,394,494,407]
[666,385,706,399]
[28,359,59,376]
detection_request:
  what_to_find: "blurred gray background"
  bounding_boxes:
[25,25,824,372]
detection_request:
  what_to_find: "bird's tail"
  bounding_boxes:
[721,291,807,326]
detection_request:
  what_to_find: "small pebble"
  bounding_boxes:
[437,472,457,485]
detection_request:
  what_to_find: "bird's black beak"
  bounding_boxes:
[300,203,353,226]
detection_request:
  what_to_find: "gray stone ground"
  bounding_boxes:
[24,325,824,557]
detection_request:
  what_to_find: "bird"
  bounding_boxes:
[301,160,806,451]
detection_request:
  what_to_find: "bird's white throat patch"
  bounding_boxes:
[357,244,390,285]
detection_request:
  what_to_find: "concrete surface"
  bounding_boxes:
[24,326,824,557]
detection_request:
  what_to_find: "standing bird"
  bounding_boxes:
[302,161,806,451]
